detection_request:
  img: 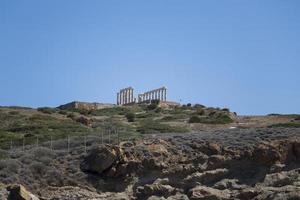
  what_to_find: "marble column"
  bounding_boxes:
[158,90,161,101]
[120,91,122,105]
[123,90,126,104]
[117,92,119,105]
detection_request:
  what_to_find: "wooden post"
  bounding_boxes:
[10,139,12,150]
[101,130,103,145]
[36,137,39,148]
[108,129,111,144]
[117,128,120,144]
[67,135,70,153]
[84,135,87,154]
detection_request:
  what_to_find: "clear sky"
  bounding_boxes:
[0,0,299,115]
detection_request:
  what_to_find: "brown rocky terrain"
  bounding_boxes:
[2,127,300,199]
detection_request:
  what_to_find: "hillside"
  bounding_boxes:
[1,102,299,149]
[1,103,300,199]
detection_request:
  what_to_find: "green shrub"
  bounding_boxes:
[37,107,57,114]
[194,104,205,108]
[8,111,20,115]
[125,112,135,122]
[188,116,202,123]
[155,107,162,113]
[137,120,188,134]
[58,110,68,115]
[75,116,91,126]
[187,103,192,107]
[147,103,158,110]
[189,114,233,124]
[67,113,76,120]
[294,116,300,121]
[269,123,300,128]
[196,108,205,115]
[222,108,230,112]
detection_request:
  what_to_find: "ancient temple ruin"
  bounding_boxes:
[117,87,134,105]
[117,86,167,105]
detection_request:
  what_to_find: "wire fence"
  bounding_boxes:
[0,128,138,154]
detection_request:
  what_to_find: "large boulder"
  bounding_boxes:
[7,184,39,200]
[80,145,121,174]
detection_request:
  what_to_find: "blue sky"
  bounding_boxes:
[0,0,299,115]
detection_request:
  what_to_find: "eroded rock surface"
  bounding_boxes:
[5,127,300,199]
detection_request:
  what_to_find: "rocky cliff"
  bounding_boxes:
[4,127,300,199]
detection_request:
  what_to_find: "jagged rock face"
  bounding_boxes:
[80,145,121,174]
[5,128,300,199]
[7,184,39,200]
[78,128,300,200]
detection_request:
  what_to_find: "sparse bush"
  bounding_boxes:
[189,116,202,123]
[222,108,230,112]
[187,103,192,107]
[295,116,300,121]
[9,111,20,115]
[147,103,158,110]
[155,107,162,113]
[194,104,205,108]
[125,112,135,122]
[67,113,76,120]
[58,110,68,115]
[37,107,57,114]
[269,123,300,128]
[196,108,205,115]
[30,161,47,175]
[137,120,188,134]
[75,116,91,126]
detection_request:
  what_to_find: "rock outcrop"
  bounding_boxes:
[7,184,39,200]
[4,127,300,199]
[78,128,300,199]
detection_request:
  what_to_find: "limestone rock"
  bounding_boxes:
[184,169,229,188]
[80,145,120,174]
[136,184,176,200]
[188,186,231,200]
[213,179,245,190]
[7,184,39,200]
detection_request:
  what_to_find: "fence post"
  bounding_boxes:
[101,130,103,145]
[67,135,70,153]
[117,128,120,144]
[84,135,87,154]
[50,136,53,151]
[108,129,111,144]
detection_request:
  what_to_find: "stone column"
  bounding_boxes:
[120,91,122,105]
[164,89,167,101]
[121,91,123,105]
[117,92,119,105]
[126,89,129,104]
[123,90,126,104]
[161,89,164,101]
